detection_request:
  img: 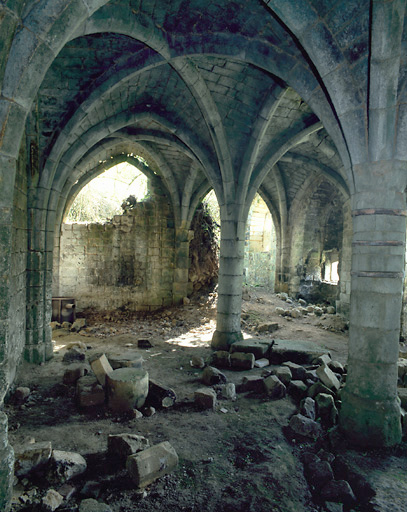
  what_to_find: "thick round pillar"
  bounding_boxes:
[211,218,245,350]
[340,199,406,446]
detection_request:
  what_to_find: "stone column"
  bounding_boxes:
[173,227,193,304]
[340,189,406,446]
[0,412,14,512]
[211,216,245,350]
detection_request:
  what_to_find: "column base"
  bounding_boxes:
[24,341,54,363]
[340,388,402,447]
[211,330,243,350]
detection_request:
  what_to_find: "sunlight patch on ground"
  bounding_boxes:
[165,320,215,347]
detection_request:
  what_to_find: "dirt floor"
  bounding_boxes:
[5,286,407,512]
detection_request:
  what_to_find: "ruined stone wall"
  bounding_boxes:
[56,200,175,312]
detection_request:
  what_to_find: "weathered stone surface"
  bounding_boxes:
[50,322,61,330]
[107,434,150,462]
[141,406,156,417]
[304,460,334,490]
[315,393,338,428]
[190,356,205,369]
[63,364,86,385]
[42,489,63,511]
[210,351,231,368]
[254,358,269,368]
[313,354,332,366]
[79,498,112,512]
[398,388,407,409]
[308,381,335,399]
[222,383,236,401]
[63,347,86,363]
[51,450,87,483]
[202,366,226,385]
[229,339,272,359]
[263,375,286,399]
[194,388,217,409]
[275,366,292,385]
[107,368,149,412]
[76,376,105,408]
[326,306,336,314]
[320,480,356,506]
[71,318,87,332]
[290,308,302,319]
[240,375,264,393]
[107,354,144,370]
[14,441,52,477]
[147,380,176,409]
[257,322,279,333]
[316,364,340,391]
[126,442,178,487]
[300,397,316,420]
[90,354,113,387]
[269,340,327,365]
[288,380,308,400]
[329,360,345,374]
[289,414,322,439]
[230,352,255,370]
[275,307,285,316]
[282,361,306,380]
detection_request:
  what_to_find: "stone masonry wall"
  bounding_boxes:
[55,201,175,312]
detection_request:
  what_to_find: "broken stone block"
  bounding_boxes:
[230,352,255,370]
[320,480,356,506]
[71,318,87,332]
[210,351,231,368]
[107,368,149,412]
[126,441,178,488]
[190,356,205,368]
[14,441,52,477]
[107,354,143,370]
[290,308,302,319]
[66,341,87,351]
[229,339,272,359]
[51,450,87,483]
[222,383,236,401]
[50,322,61,330]
[13,387,31,403]
[316,364,340,391]
[63,347,86,363]
[147,380,176,408]
[257,322,279,333]
[306,305,314,313]
[61,322,72,330]
[313,354,332,366]
[314,307,323,316]
[107,434,150,462]
[90,354,113,387]
[288,380,308,400]
[282,361,306,380]
[326,306,336,314]
[316,393,338,428]
[308,381,335,399]
[63,364,86,385]
[195,388,217,409]
[80,481,101,499]
[304,460,334,490]
[202,366,226,385]
[298,298,307,306]
[141,406,156,417]
[289,414,322,439]
[57,483,76,501]
[131,409,143,419]
[275,366,292,385]
[42,489,63,511]
[300,397,316,420]
[254,358,269,368]
[76,376,105,408]
[240,375,265,393]
[263,375,286,399]
[269,339,327,365]
[79,498,112,512]
[275,307,285,316]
